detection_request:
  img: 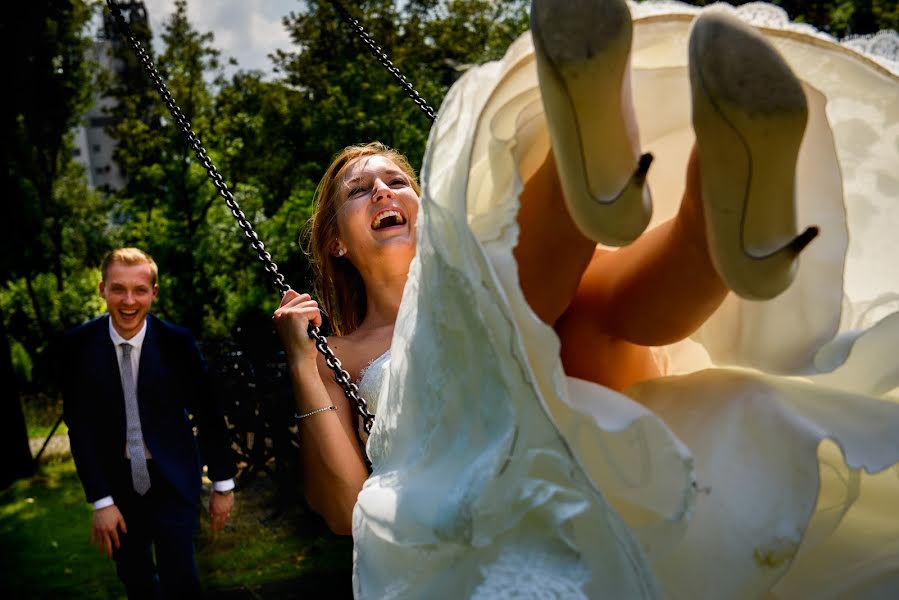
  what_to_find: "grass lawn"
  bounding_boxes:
[21,393,68,439]
[1,456,353,599]
[195,472,354,597]
[0,458,123,599]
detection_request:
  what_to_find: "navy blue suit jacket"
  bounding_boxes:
[63,314,235,506]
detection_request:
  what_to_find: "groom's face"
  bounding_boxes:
[99,263,158,339]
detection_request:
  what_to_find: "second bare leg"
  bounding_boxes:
[556,146,728,390]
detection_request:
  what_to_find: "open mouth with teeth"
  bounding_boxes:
[371,209,407,231]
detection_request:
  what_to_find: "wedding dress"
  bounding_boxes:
[351,2,899,598]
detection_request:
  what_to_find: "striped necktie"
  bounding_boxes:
[120,343,151,495]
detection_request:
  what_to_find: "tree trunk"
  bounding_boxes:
[51,217,65,292]
[0,310,36,489]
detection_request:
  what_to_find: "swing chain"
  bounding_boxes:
[328,0,438,122]
[313,333,375,435]
[104,1,377,435]
[104,1,287,295]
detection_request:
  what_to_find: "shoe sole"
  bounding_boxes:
[531,0,652,246]
[690,10,814,300]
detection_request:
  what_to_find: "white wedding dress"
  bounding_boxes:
[351,2,899,598]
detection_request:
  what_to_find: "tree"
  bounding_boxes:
[685,0,897,36]
[9,0,892,489]
[105,0,233,333]
[3,1,95,291]
[0,311,34,489]
[1,0,98,486]
[272,0,529,174]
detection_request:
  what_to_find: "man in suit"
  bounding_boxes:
[63,247,236,598]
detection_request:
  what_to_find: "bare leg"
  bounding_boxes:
[555,146,728,390]
[513,148,597,326]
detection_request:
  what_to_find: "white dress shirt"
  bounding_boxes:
[93,316,234,510]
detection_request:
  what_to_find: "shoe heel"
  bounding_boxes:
[689,10,816,300]
[531,0,652,246]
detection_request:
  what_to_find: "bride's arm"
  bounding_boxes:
[274,291,368,535]
[292,357,368,535]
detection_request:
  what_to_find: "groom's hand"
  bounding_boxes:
[91,505,127,559]
[210,491,234,533]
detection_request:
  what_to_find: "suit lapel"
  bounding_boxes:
[95,315,125,410]
[138,317,163,402]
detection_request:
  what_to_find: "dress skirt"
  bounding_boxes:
[352,3,899,598]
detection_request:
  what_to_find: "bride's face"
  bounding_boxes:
[335,155,420,268]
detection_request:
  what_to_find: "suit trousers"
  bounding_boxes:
[111,459,201,599]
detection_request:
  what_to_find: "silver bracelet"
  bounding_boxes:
[295,405,337,420]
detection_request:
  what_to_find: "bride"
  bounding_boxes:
[273,1,899,597]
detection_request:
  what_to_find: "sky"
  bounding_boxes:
[141,0,302,77]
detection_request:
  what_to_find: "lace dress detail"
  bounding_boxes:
[356,351,389,461]
[628,1,899,74]
[471,546,591,600]
[352,3,899,599]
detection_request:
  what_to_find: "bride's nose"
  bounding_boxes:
[371,180,394,203]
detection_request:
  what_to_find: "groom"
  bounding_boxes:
[63,248,236,597]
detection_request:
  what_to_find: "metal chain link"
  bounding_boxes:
[104,2,287,295]
[315,334,375,435]
[328,0,438,122]
[104,1,377,435]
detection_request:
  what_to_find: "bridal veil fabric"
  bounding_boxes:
[351,2,899,598]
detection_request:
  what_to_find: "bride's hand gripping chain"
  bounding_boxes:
[273,289,368,534]
[273,289,323,369]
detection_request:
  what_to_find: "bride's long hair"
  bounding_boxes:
[307,141,420,336]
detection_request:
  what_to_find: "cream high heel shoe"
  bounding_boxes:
[531,0,653,246]
[689,10,818,300]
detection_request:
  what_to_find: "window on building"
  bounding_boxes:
[93,144,101,152]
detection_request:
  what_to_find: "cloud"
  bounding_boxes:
[141,0,297,75]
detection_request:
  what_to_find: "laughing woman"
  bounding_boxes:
[273,1,899,598]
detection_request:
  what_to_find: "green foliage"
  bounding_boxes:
[272,0,529,172]
[4,0,897,592]
[683,0,895,36]
[5,0,897,405]
[212,71,310,214]
[10,340,34,386]
[2,0,96,284]
[195,186,282,339]
[90,0,534,343]
[103,0,227,333]
[1,268,105,389]
[2,0,109,398]
[873,0,899,31]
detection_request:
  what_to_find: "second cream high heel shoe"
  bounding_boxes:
[531,0,653,246]
[689,10,818,300]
